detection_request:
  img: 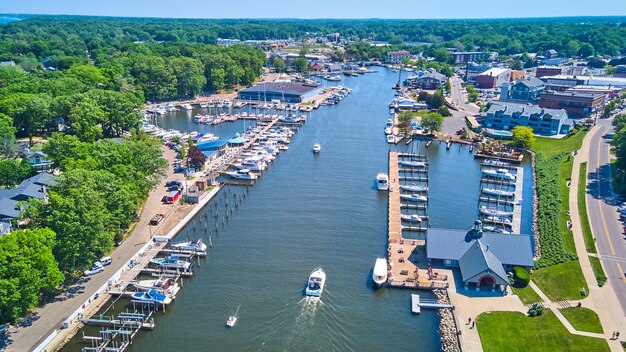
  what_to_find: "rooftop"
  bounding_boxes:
[514,76,544,88]
[238,82,321,96]
[487,101,568,120]
[479,68,510,76]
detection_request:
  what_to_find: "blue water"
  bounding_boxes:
[64,68,533,352]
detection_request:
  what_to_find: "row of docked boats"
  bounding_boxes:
[320,86,352,106]
[141,121,219,144]
[478,159,519,234]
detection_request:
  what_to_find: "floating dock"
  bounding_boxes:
[411,294,454,314]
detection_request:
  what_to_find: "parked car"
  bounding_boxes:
[99,256,112,266]
[83,262,104,276]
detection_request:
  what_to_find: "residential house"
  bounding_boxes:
[544,49,558,58]
[24,150,53,171]
[482,101,572,135]
[500,77,545,103]
[539,91,605,118]
[0,173,57,233]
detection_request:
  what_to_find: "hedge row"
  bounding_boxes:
[534,153,578,268]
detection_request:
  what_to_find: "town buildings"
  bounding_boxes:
[386,50,411,64]
[535,66,563,78]
[452,51,486,64]
[500,77,545,103]
[476,68,511,89]
[538,91,605,118]
[404,71,447,89]
[481,101,572,135]
[237,82,323,103]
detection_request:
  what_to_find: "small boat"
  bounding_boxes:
[372,258,387,288]
[483,216,512,225]
[226,316,237,328]
[171,239,207,253]
[376,172,389,191]
[399,184,428,193]
[199,102,208,108]
[386,135,395,144]
[326,75,342,81]
[225,169,257,180]
[150,256,194,271]
[469,145,474,152]
[399,160,426,168]
[132,289,173,305]
[313,143,321,153]
[180,103,193,110]
[482,188,514,197]
[483,159,509,167]
[401,214,422,223]
[479,206,513,217]
[446,140,452,149]
[305,268,326,297]
[400,194,428,202]
[132,277,174,292]
[482,169,516,181]
[384,127,392,135]
[426,140,432,148]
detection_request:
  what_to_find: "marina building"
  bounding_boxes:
[538,91,605,118]
[237,82,323,103]
[404,71,447,89]
[482,101,572,135]
[426,223,534,292]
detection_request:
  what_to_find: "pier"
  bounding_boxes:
[387,152,448,290]
[411,294,454,314]
[477,161,524,234]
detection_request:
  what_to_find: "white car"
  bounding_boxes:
[83,262,104,276]
[99,256,112,266]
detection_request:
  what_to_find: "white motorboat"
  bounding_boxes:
[483,216,512,225]
[305,268,326,297]
[313,143,321,153]
[150,256,194,271]
[199,102,208,108]
[384,127,392,135]
[165,104,177,112]
[400,194,428,202]
[376,172,389,191]
[399,184,428,193]
[180,103,193,110]
[171,239,207,253]
[372,257,387,288]
[225,169,257,180]
[401,214,422,223]
[223,100,233,108]
[326,75,342,81]
[483,159,510,167]
[482,188,514,197]
[226,316,237,328]
[131,289,173,305]
[479,206,513,217]
[482,169,516,181]
[386,135,395,144]
[399,160,426,168]
[233,159,267,172]
[131,277,175,292]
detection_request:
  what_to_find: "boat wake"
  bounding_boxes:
[296,296,321,325]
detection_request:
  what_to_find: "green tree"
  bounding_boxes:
[510,60,523,70]
[170,57,206,98]
[437,106,451,117]
[0,228,64,324]
[273,57,286,73]
[68,100,105,142]
[577,43,596,58]
[0,113,17,158]
[65,64,109,88]
[511,126,535,149]
[420,113,444,133]
[0,159,35,188]
[14,95,53,146]
[290,57,309,73]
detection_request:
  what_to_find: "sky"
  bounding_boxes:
[1,0,625,19]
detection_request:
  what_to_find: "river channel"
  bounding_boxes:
[64,68,532,352]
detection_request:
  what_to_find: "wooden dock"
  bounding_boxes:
[411,294,454,314]
[511,166,524,234]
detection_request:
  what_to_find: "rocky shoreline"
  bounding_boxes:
[529,151,542,260]
[434,289,461,352]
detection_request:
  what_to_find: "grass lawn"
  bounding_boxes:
[560,307,604,333]
[477,310,609,352]
[532,129,587,158]
[578,162,597,253]
[533,260,589,301]
[589,256,608,287]
[511,285,542,304]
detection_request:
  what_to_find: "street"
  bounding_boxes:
[441,76,480,136]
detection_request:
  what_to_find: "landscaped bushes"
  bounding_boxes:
[535,153,578,268]
[513,266,531,288]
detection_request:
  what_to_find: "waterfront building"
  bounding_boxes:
[452,51,486,64]
[481,101,572,135]
[426,223,534,292]
[386,50,411,64]
[404,71,447,89]
[500,77,545,103]
[539,91,605,118]
[476,68,511,89]
[237,82,323,103]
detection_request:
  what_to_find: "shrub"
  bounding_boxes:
[528,309,537,317]
[536,306,544,316]
[513,266,530,288]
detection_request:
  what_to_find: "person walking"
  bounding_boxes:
[467,317,472,325]
[616,331,620,340]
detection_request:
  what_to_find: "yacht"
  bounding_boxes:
[376,172,389,191]
[401,214,422,223]
[171,239,207,253]
[305,268,326,297]
[150,255,194,271]
[131,289,173,305]
[372,258,388,288]
[180,103,193,110]
[400,194,428,202]
[165,104,177,112]
[232,159,266,172]
[482,169,516,181]
[399,184,428,193]
[223,100,233,108]
[482,188,514,197]
[399,160,426,168]
[131,277,174,292]
[326,75,342,81]
[225,169,257,180]
[483,216,512,225]
[313,143,321,153]
[479,206,513,218]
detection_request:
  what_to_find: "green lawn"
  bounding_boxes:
[533,260,589,301]
[560,307,604,333]
[589,256,608,287]
[511,285,542,304]
[578,162,596,253]
[532,129,587,158]
[477,310,609,352]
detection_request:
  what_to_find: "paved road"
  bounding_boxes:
[586,118,626,314]
[442,76,480,137]
[5,147,181,352]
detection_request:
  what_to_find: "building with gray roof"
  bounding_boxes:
[500,77,545,103]
[427,221,534,291]
[481,101,572,136]
[237,82,323,103]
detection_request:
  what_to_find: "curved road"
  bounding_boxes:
[587,118,626,314]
